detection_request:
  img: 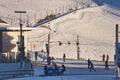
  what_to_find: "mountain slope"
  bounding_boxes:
[0,0,75,26]
[1,0,120,61]
[28,4,120,61]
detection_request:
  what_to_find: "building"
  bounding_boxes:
[0,19,34,78]
[0,19,35,62]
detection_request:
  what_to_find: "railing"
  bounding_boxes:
[0,52,31,63]
[0,69,34,79]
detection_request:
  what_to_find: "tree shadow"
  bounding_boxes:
[2,32,16,52]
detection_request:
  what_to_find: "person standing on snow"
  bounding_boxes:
[47,56,51,65]
[87,58,91,69]
[44,65,48,75]
[106,54,109,61]
[90,61,96,72]
[102,54,105,62]
[35,51,38,60]
[63,53,66,62]
[51,62,58,75]
[105,60,109,70]
[60,64,66,74]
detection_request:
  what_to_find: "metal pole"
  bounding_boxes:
[48,33,50,58]
[77,35,80,60]
[47,23,51,65]
[14,11,26,69]
[116,24,119,80]
[20,13,23,67]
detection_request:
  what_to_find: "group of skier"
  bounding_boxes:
[87,57,109,72]
[101,54,109,62]
[42,53,110,75]
[101,54,109,70]
[43,62,66,76]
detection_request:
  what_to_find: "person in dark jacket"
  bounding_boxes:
[63,53,66,62]
[106,54,109,61]
[102,54,105,62]
[87,58,91,69]
[44,65,48,75]
[90,61,96,72]
[60,64,66,74]
[105,60,109,70]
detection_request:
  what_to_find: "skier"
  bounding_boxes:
[35,51,38,60]
[90,61,96,72]
[106,54,109,61]
[105,60,109,70]
[114,54,116,63]
[87,58,91,69]
[51,62,58,75]
[63,53,66,62]
[60,64,66,74]
[47,56,51,65]
[44,65,48,75]
[102,54,105,62]
[47,65,53,75]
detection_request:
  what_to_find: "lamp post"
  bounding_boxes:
[115,24,120,80]
[14,11,26,69]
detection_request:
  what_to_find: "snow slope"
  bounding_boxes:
[1,0,120,61]
[27,4,120,61]
[7,75,115,80]
[0,0,77,27]
[6,59,115,80]
[6,60,115,80]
